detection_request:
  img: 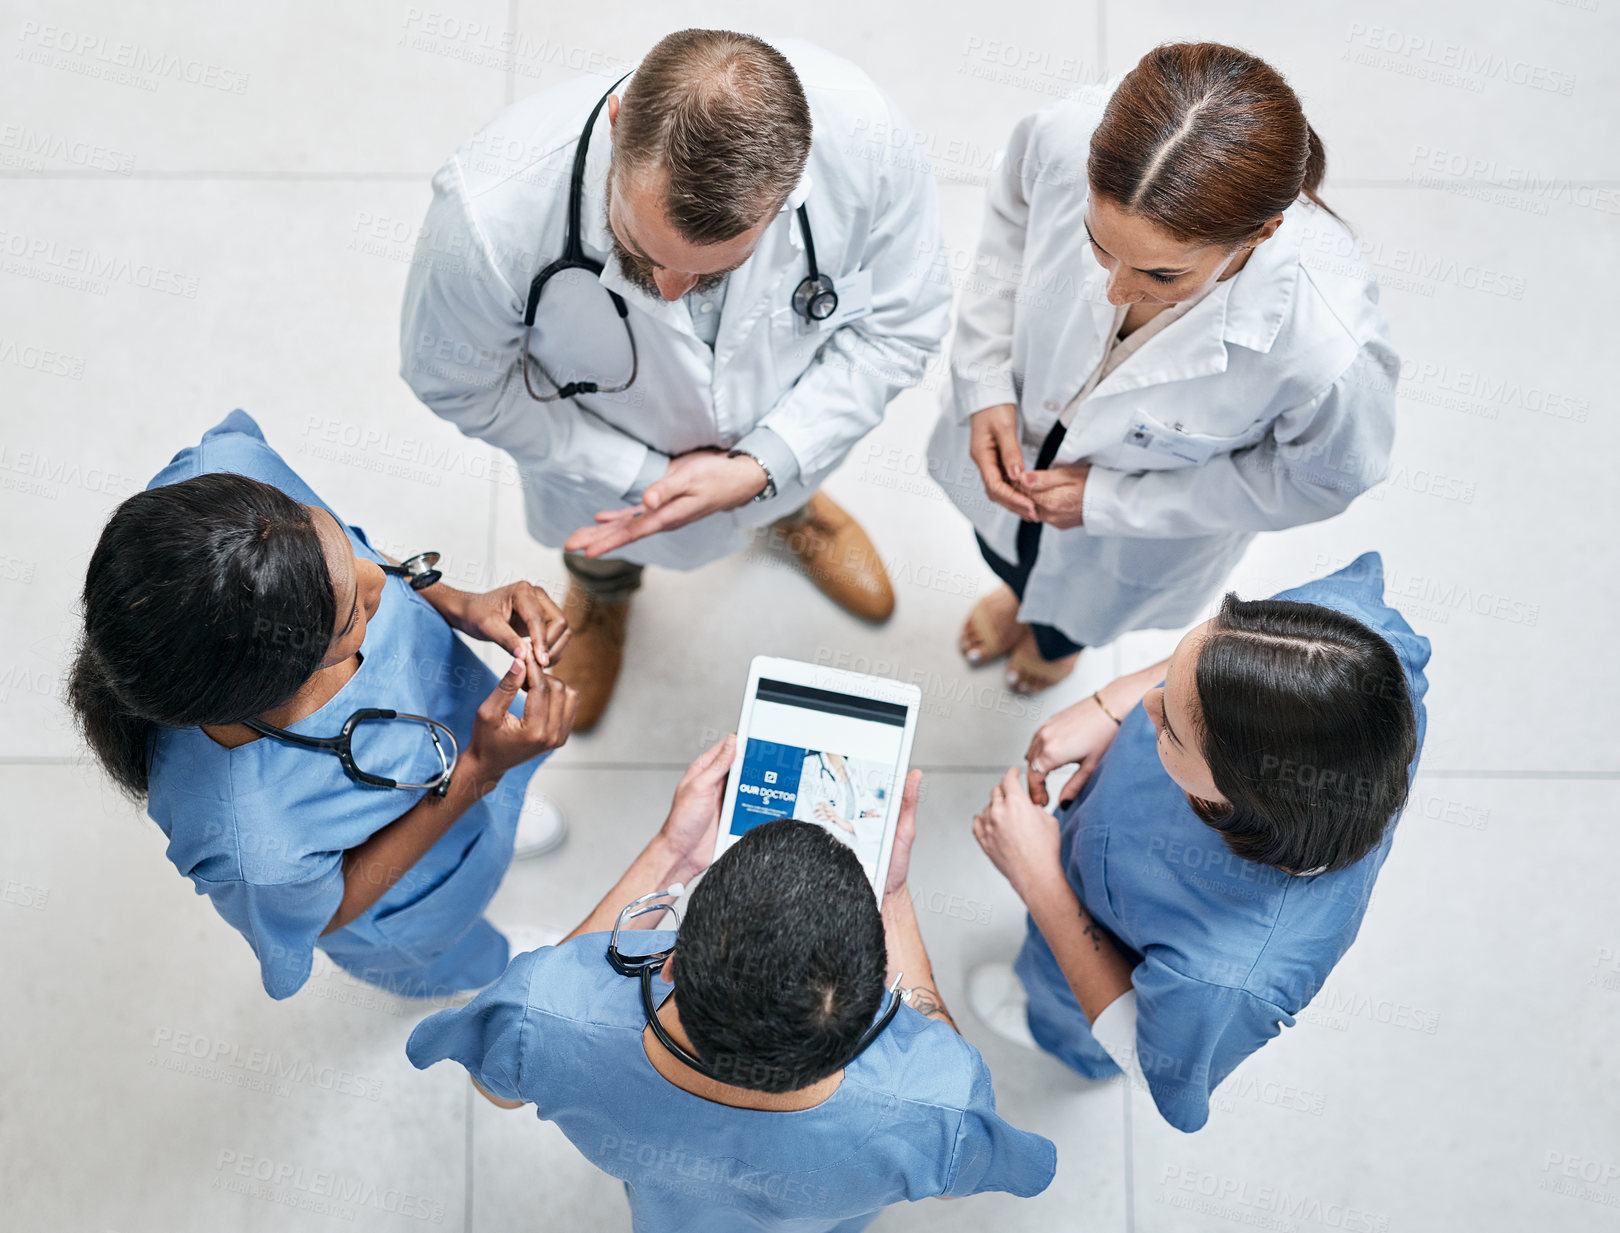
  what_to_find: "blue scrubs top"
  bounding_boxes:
[1016,552,1431,1132]
[144,411,542,999]
[408,932,1057,1232]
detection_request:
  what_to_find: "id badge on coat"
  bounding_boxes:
[796,268,874,336]
[1122,420,1225,467]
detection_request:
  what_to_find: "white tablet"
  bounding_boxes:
[713,656,922,903]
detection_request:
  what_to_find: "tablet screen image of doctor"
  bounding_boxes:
[731,739,893,878]
[728,678,904,858]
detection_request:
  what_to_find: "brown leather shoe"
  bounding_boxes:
[773,492,895,623]
[549,579,629,733]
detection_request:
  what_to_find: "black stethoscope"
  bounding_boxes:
[245,708,459,797]
[380,551,442,591]
[242,549,457,795]
[521,73,838,403]
[607,887,905,1088]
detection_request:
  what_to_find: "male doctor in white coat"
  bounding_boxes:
[401,29,950,729]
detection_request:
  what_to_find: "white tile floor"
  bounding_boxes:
[3,2,1616,1230]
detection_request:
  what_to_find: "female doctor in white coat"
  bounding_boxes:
[930,42,1398,693]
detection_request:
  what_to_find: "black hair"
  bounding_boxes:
[68,473,337,798]
[670,819,886,1093]
[1189,594,1417,873]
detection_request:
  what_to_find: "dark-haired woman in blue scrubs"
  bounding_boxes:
[68,411,579,999]
[969,553,1429,1132]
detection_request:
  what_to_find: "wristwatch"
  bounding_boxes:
[727,448,777,502]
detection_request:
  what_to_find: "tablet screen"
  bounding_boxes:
[728,677,909,884]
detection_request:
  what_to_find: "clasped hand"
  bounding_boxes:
[968,403,1089,528]
[431,581,569,665]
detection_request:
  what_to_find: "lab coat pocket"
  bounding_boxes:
[766,304,832,391]
[1118,409,1269,470]
[370,825,503,964]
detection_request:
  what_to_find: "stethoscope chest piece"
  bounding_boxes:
[383,551,442,591]
[792,271,839,322]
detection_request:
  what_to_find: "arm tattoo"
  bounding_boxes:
[900,983,958,1029]
[1080,909,1107,953]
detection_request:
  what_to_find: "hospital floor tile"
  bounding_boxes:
[0,0,514,175]
[1125,775,1620,1233]
[1105,0,1618,182]
[0,176,504,759]
[1194,183,1620,775]
[7,2,1618,1230]
[509,0,1105,188]
[0,763,470,1233]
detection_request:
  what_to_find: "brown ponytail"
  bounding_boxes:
[1088,43,1341,247]
[1303,124,1328,207]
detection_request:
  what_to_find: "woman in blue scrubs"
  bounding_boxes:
[968,553,1429,1132]
[67,411,579,999]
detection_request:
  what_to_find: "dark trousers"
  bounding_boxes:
[973,412,1086,663]
[975,532,1085,662]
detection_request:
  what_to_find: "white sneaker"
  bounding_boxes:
[512,791,568,860]
[967,962,1041,1051]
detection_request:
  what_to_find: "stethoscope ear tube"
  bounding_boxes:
[791,203,839,322]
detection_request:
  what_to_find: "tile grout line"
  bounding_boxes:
[465,1079,475,1233]
[0,171,429,180]
[1,756,1618,778]
[5,171,1620,188]
[1122,1077,1135,1233]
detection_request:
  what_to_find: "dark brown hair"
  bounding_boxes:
[1089,42,1338,246]
[1188,594,1417,874]
[611,29,811,245]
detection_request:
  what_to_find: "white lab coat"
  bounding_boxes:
[401,40,950,569]
[796,753,884,877]
[928,97,1398,647]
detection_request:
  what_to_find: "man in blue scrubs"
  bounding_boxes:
[408,746,1055,1230]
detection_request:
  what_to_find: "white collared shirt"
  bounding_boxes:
[1056,285,1217,431]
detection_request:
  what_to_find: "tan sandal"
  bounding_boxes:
[1004,630,1079,695]
[959,586,1024,666]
